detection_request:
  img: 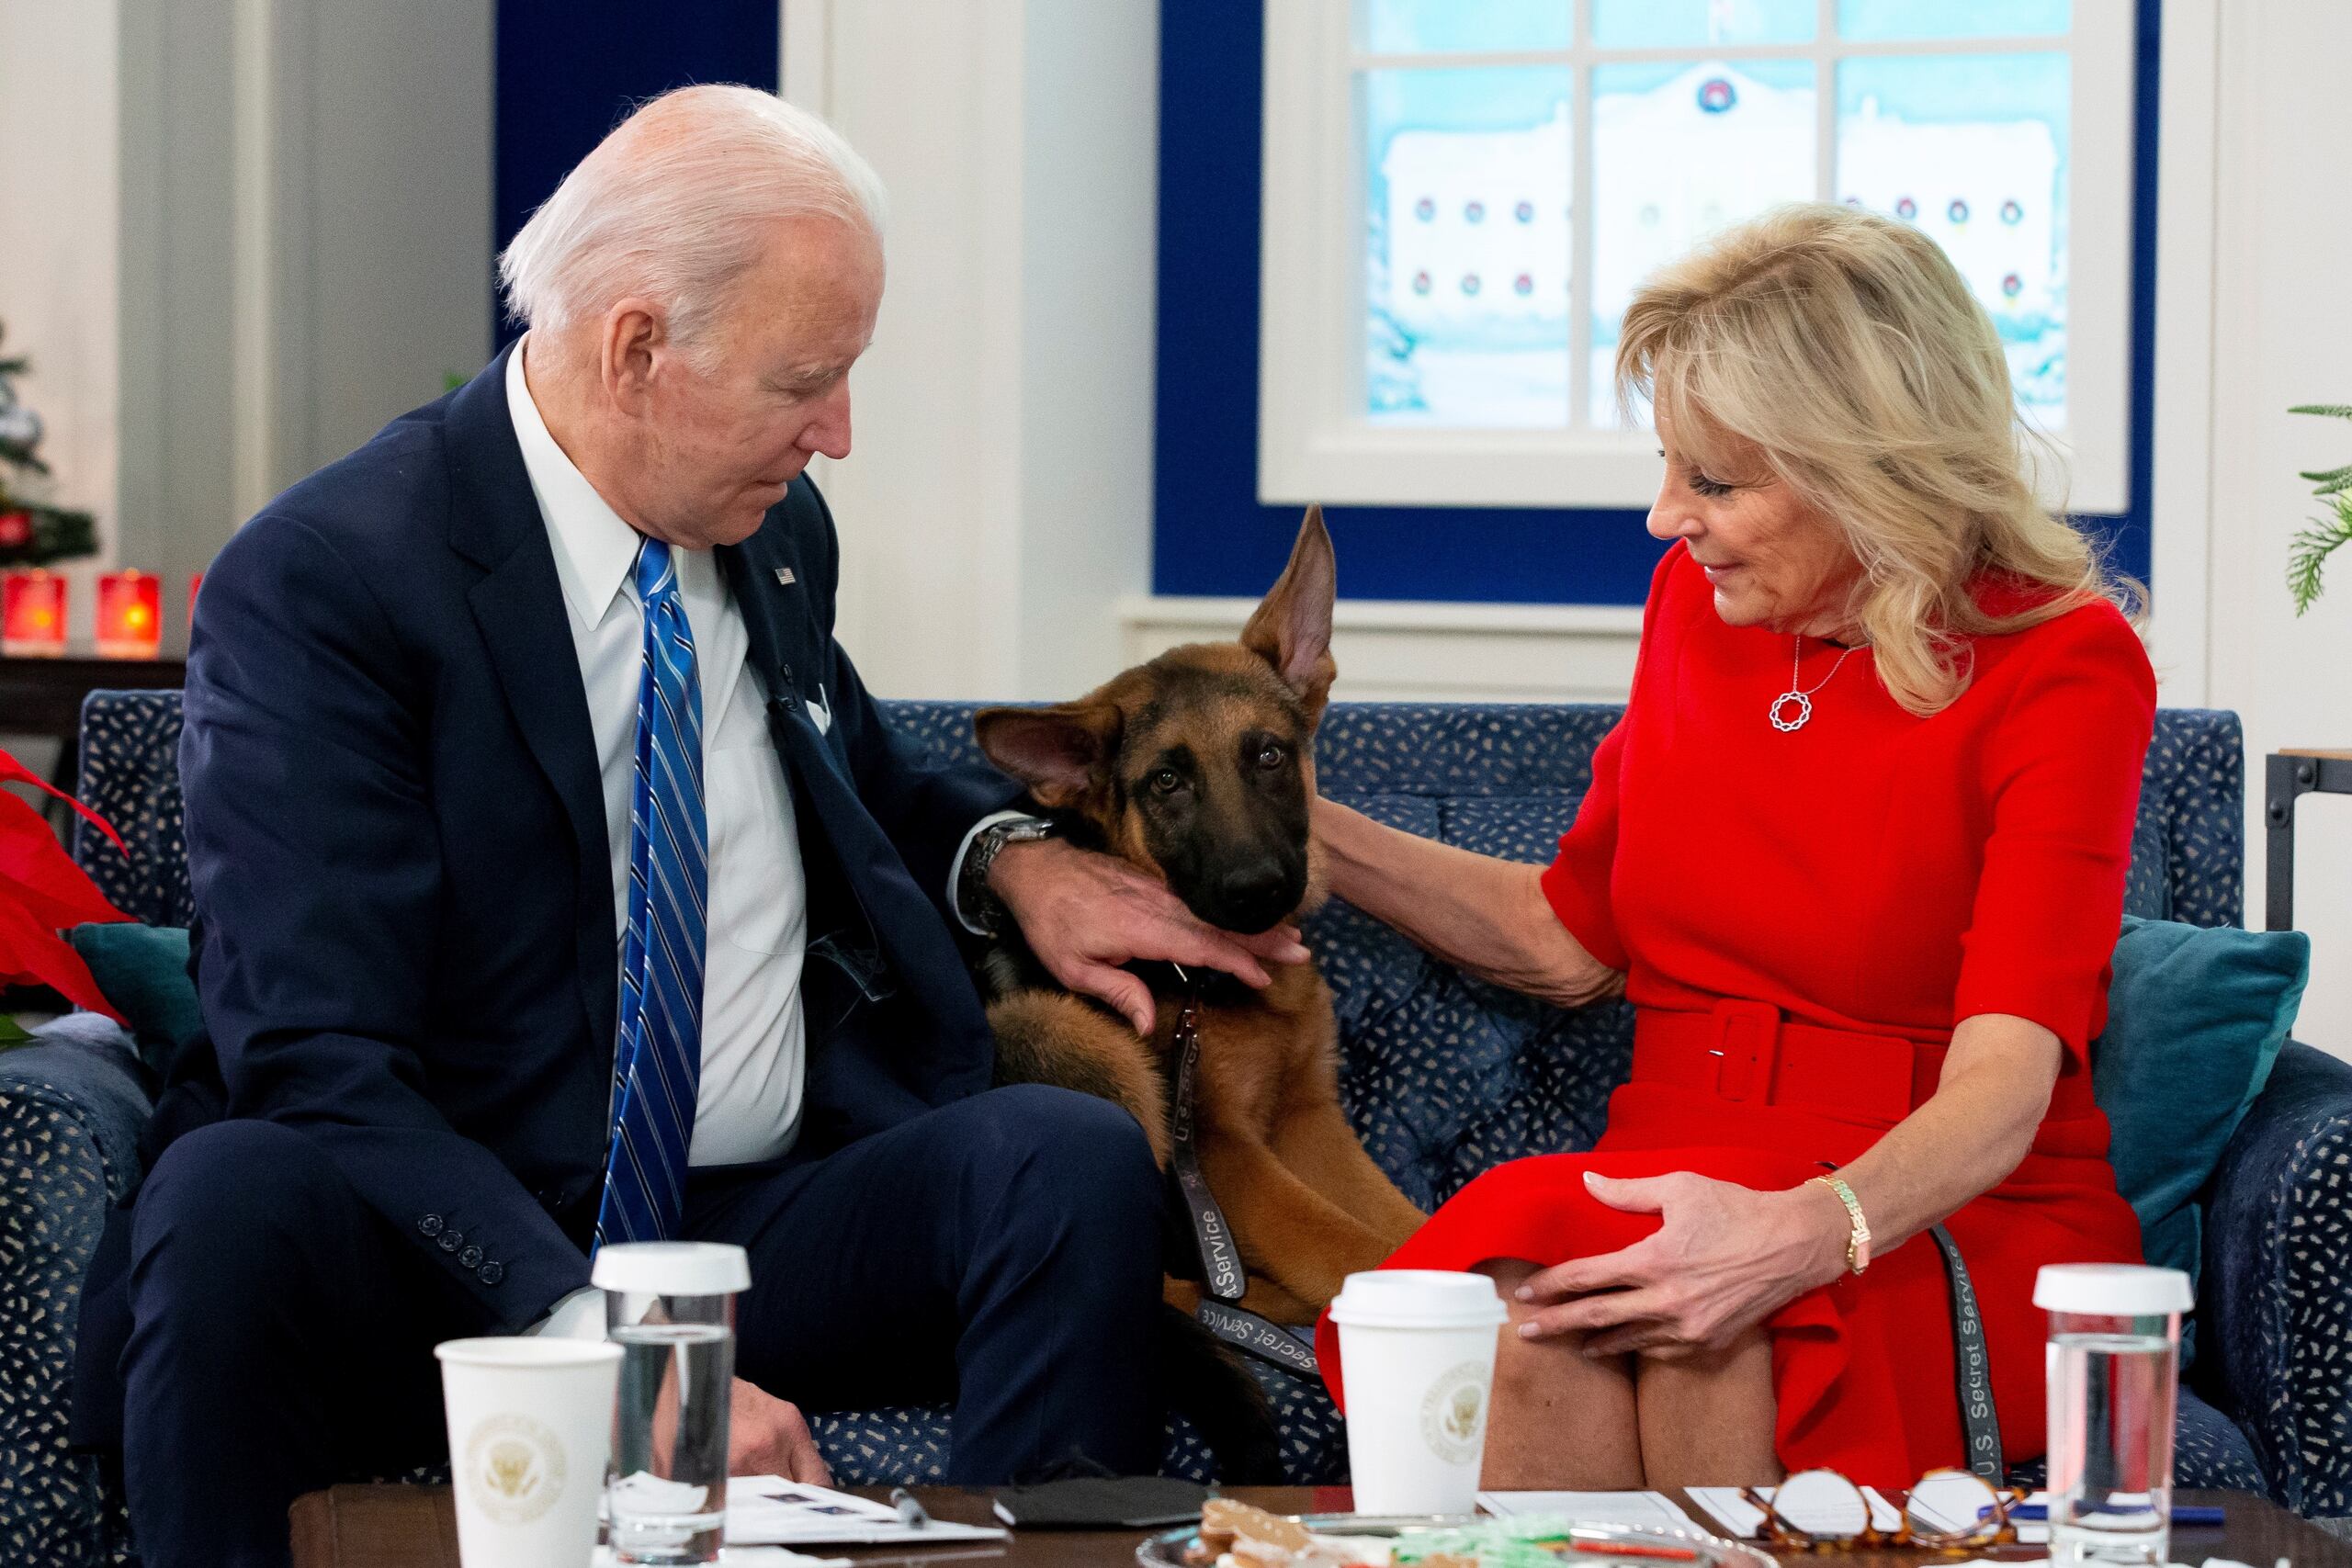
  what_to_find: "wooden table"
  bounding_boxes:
[0,652,184,827]
[287,1484,2350,1568]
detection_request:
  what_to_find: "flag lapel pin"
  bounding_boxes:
[775,567,797,586]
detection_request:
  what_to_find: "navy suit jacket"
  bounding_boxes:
[174,346,1021,1329]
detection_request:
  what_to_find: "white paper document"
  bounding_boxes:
[1685,1483,1903,1540]
[723,1478,1010,1546]
[1477,1492,1703,1530]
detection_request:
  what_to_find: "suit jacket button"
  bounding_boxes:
[438,1230,463,1253]
[418,1214,445,1238]
[458,1246,483,1269]
[478,1262,504,1286]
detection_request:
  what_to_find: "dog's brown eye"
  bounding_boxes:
[1254,741,1287,770]
[1148,767,1183,795]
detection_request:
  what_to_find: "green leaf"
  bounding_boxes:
[2288,491,2352,615]
[0,1015,30,1047]
[2301,463,2352,494]
[2289,403,2352,419]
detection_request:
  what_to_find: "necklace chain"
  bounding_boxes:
[1768,634,1857,733]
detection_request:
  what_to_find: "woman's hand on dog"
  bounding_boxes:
[1508,1170,1852,1359]
[989,837,1313,1035]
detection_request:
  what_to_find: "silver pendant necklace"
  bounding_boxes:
[1769,634,1857,732]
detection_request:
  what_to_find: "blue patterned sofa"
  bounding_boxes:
[3,694,2347,1562]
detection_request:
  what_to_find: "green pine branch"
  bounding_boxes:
[2301,463,2352,494]
[2290,404,2352,419]
[2289,491,2352,616]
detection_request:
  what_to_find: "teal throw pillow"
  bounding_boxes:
[68,923,202,1077]
[2091,915,2310,1287]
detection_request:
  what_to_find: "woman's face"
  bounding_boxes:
[1647,410,1862,637]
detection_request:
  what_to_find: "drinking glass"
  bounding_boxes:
[594,1242,752,1565]
[2037,1263,2193,1568]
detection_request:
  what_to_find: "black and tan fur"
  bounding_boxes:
[974,509,1427,1333]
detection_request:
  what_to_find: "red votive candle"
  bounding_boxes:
[97,570,163,659]
[3,570,69,656]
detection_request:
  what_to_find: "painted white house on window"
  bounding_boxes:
[1259,0,2134,513]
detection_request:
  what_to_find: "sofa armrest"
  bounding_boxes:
[2199,1039,2352,1515]
[0,1023,155,1566]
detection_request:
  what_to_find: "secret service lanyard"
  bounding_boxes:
[1168,975,1321,1377]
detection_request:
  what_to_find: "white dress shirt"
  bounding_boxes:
[505,343,808,1168]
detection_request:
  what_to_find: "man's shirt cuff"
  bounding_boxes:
[947,809,1035,935]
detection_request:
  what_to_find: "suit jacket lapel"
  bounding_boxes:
[444,346,618,1055]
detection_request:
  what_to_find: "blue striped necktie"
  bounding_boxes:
[594,537,707,1249]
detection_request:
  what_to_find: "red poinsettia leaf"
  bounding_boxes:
[0,891,125,1022]
[0,789,128,930]
[0,747,126,857]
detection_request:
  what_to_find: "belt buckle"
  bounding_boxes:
[1708,998,1782,1104]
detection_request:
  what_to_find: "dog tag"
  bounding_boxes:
[1170,996,1247,1303]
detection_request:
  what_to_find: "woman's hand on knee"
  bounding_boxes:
[1510,1170,1849,1358]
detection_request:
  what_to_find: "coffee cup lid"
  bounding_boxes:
[590,1241,752,1297]
[1328,1269,1508,1328]
[2034,1262,2192,1315]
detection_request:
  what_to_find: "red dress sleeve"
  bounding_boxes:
[1950,603,2157,1064]
[1542,716,1631,971]
[1539,546,1683,974]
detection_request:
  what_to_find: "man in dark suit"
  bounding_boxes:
[108,85,1305,1567]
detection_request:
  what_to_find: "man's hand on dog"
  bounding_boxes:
[990,837,1312,1034]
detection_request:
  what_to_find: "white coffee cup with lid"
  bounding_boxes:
[1329,1270,1510,1515]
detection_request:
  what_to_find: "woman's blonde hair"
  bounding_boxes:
[1614,201,2133,716]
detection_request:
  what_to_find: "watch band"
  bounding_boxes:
[1809,1174,1872,1276]
[959,814,1055,936]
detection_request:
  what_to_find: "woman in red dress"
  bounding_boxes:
[1311,203,2151,1490]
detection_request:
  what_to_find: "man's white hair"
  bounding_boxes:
[498,84,886,355]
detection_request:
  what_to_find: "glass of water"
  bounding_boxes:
[592,1242,752,1565]
[2037,1263,2194,1568]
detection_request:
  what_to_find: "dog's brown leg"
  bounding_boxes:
[1270,1096,1429,1251]
[988,990,1171,1166]
[1198,1134,1399,1314]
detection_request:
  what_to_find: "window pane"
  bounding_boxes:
[1361,0,1571,54]
[1837,53,2070,425]
[1363,68,1572,428]
[1838,0,2069,41]
[1590,61,1816,427]
[1590,0,1815,49]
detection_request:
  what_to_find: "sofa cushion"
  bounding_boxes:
[2092,917,2310,1284]
[67,923,199,1077]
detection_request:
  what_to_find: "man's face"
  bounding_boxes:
[636,217,883,548]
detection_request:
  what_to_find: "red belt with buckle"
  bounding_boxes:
[1632,1000,1949,1124]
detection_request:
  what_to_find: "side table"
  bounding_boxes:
[0,653,184,829]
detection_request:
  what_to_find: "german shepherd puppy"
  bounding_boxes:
[972,509,1427,1336]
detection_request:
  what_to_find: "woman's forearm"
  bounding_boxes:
[1313,796,1622,1008]
[1824,1012,2064,1255]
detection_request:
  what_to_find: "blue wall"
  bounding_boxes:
[492,0,778,345]
[1153,0,2163,604]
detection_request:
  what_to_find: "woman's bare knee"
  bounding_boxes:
[1634,1325,1781,1488]
[1471,1258,1645,1489]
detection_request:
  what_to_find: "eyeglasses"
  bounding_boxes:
[1740,1469,2027,1553]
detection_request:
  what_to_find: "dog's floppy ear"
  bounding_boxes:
[974,701,1121,810]
[1240,505,1338,719]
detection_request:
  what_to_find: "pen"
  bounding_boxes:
[891,1486,932,1529]
[1978,1505,2224,1526]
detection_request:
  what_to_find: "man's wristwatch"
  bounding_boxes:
[958,814,1057,937]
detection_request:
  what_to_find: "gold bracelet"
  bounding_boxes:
[1808,1175,1872,1276]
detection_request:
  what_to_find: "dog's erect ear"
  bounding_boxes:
[974,701,1121,810]
[1239,505,1338,718]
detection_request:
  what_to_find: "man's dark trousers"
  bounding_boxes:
[122,1084,1163,1568]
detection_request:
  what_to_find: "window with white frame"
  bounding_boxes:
[1258,0,2136,513]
